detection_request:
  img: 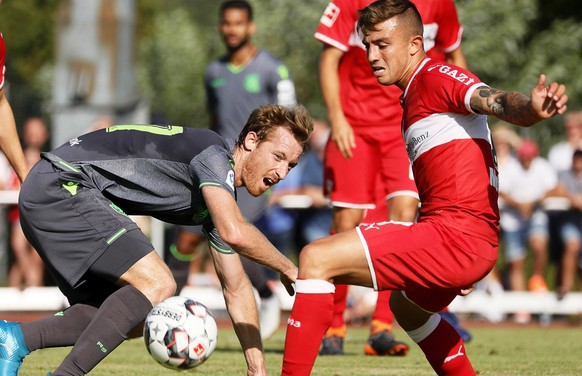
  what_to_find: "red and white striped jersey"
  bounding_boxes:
[402,58,500,244]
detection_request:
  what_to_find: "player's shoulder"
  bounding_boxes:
[205,56,229,75]
[419,59,479,85]
[255,49,285,66]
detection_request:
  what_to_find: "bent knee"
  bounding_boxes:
[134,269,177,306]
[298,242,332,280]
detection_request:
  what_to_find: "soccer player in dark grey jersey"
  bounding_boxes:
[204,2,296,142]
[0,104,313,376]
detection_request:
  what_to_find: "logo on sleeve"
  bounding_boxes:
[427,64,476,86]
[320,2,340,27]
[226,170,235,191]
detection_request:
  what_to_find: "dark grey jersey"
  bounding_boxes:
[47,125,236,227]
[204,49,296,142]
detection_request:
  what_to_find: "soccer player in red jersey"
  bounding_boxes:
[315,0,469,355]
[282,0,568,374]
[0,33,28,182]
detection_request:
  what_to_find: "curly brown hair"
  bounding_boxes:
[236,104,314,151]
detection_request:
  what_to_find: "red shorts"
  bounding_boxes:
[356,220,498,312]
[323,129,417,209]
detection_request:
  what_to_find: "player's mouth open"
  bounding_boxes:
[263,177,275,187]
[372,66,385,74]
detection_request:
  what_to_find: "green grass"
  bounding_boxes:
[17,325,582,375]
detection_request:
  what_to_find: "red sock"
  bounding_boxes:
[372,290,394,324]
[412,315,475,375]
[282,280,334,376]
[331,284,348,328]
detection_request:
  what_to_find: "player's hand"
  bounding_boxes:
[281,266,298,296]
[330,116,356,159]
[459,285,475,296]
[530,74,568,119]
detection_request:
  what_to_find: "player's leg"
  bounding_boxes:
[320,134,375,355]
[319,207,364,355]
[528,210,550,292]
[390,291,476,375]
[282,229,372,375]
[363,136,419,356]
[557,221,581,297]
[374,225,495,375]
[165,226,206,293]
[53,233,175,376]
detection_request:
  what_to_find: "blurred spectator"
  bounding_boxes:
[7,117,49,288]
[262,119,332,255]
[499,139,557,323]
[546,149,582,298]
[548,111,582,174]
[492,123,522,170]
[256,164,301,264]
[295,119,332,247]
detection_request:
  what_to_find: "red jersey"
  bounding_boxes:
[314,0,463,129]
[0,33,6,90]
[402,58,500,244]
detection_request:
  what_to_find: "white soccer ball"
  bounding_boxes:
[144,296,218,370]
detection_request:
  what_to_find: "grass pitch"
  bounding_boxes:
[17,324,582,375]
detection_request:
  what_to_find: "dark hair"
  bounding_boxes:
[236,104,313,151]
[573,149,582,159]
[220,0,253,20]
[357,0,423,38]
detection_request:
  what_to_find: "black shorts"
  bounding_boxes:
[19,158,153,305]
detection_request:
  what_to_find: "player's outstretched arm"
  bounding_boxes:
[202,185,297,295]
[470,74,568,127]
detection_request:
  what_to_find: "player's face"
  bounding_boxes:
[242,127,302,196]
[219,8,254,51]
[363,18,417,88]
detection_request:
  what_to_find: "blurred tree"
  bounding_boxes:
[137,7,208,127]
[252,0,327,118]
[0,0,59,125]
[457,0,582,153]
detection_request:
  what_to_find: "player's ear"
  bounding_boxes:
[248,21,256,36]
[243,131,259,151]
[410,35,423,56]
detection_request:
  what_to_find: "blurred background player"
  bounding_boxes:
[0,32,28,183]
[167,0,298,340]
[314,0,470,356]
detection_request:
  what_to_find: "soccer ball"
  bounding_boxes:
[143,296,218,370]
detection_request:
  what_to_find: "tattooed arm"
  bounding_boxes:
[469,74,568,127]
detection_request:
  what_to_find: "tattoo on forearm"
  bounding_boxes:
[471,86,536,125]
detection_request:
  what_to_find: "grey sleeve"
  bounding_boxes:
[202,224,235,255]
[190,145,236,195]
